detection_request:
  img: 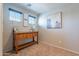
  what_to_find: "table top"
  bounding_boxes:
[14,31,38,34]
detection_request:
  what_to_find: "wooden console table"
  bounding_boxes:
[13,31,38,54]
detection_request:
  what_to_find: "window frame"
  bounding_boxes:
[28,15,37,25]
[9,8,23,22]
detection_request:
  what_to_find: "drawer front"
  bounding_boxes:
[15,34,24,40]
[15,33,33,40]
[24,33,33,38]
[27,34,33,38]
[23,34,28,39]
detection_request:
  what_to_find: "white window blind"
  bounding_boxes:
[9,8,22,22]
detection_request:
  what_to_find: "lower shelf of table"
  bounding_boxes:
[15,41,37,51]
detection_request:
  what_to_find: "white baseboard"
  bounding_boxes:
[41,41,79,55]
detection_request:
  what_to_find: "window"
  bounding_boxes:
[9,8,22,22]
[28,15,37,28]
[28,15,36,25]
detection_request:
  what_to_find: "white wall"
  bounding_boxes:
[3,3,39,52]
[0,3,3,55]
[38,4,79,53]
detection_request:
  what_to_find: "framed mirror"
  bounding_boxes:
[47,12,62,29]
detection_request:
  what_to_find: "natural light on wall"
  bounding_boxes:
[38,17,47,28]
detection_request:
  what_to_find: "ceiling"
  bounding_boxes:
[16,3,71,14]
